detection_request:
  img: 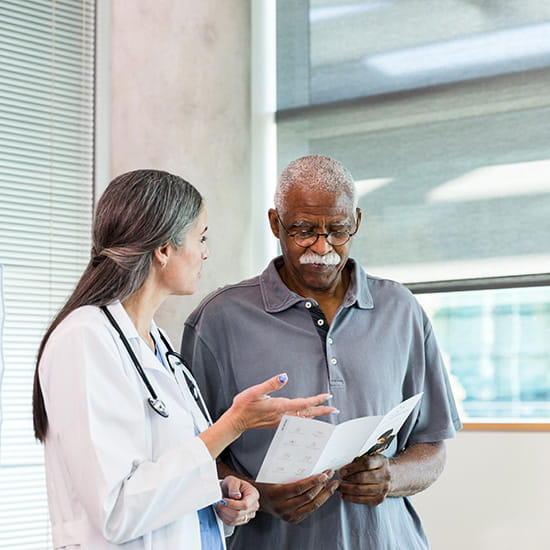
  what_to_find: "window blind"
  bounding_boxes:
[0,0,95,547]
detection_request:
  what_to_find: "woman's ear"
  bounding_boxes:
[153,243,171,269]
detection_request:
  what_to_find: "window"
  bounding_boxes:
[0,0,96,547]
[276,0,550,425]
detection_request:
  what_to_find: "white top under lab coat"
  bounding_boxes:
[39,302,225,549]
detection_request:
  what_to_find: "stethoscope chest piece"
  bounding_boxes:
[101,305,210,423]
[148,397,169,418]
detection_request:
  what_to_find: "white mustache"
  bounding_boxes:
[299,250,341,266]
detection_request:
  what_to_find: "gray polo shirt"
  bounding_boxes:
[182,257,461,550]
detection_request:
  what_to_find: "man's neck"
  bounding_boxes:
[279,264,351,324]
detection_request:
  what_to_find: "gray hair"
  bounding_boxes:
[274,155,357,212]
[90,169,203,300]
[33,169,203,441]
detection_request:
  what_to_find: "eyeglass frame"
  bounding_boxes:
[275,210,360,248]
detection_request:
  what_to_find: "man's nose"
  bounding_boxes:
[309,233,332,255]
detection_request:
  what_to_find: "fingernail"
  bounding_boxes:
[330,409,340,414]
[278,373,288,383]
[219,499,228,506]
[230,491,242,498]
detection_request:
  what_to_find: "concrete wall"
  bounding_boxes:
[110,0,253,344]
[109,3,550,548]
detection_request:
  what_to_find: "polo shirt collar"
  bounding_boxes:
[259,256,374,313]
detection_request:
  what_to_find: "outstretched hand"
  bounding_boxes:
[229,373,337,432]
[199,373,337,460]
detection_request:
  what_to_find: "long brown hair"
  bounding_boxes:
[32,169,203,441]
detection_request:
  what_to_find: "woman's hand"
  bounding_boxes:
[226,373,337,433]
[199,373,337,459]
[215,476,259,526]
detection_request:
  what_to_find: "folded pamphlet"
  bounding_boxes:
[256,393,423,484]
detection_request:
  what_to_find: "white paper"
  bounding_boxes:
[256,393,423,483]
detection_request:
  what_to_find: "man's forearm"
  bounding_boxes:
[388,441,446,497]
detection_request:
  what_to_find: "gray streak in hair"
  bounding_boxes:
[33,169,203,441]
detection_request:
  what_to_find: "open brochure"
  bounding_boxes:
[256,393,423,484]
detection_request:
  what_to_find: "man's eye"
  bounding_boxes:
[296,230,315,238]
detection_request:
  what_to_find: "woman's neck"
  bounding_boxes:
[121,284,164,350]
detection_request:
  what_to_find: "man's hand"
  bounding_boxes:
[256,470,339,524]
[338,453,391,506]
[338,441,446,505]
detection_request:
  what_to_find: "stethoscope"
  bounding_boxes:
[101,306,212,424]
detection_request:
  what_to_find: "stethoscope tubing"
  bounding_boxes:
[101,305,210,423]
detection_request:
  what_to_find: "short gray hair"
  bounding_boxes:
[274,155,357,212]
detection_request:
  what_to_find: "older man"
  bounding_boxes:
[182,155,461,549]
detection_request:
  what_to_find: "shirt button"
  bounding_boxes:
[330,358,337,365]
[328,337,333,344]
[317,319,324,326]
[305,302,312,309]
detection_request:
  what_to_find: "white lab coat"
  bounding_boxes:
[39,302,227,549]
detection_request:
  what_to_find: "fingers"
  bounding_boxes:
[216,501,258,526]
[257,470,339,523]
[337,455,391,506]
[285,480,339,523]
[220,475,243,498]
[231,374,337,431]
[249,373,289,398]
[284,394,337,419]
[291,403,338,419]
[339,453,386,479]
[338,480,389,506]
[216,479,260,526]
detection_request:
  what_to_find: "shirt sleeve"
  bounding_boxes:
[181,322,230,422]
[407,310,463,445]
[40,314,221,544]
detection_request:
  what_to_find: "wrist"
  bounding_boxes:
[219,408,245,440]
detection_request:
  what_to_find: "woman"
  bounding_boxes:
[32,169,334,549]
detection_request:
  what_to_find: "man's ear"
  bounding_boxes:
[268,209,280,239]
[355,208,362,231]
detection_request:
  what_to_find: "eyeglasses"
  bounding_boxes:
[276,211,358,248]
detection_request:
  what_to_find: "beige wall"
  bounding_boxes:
[110,0,252,344]
[414,430,550,549]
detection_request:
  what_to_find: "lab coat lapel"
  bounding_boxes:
[105,302,166,375]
